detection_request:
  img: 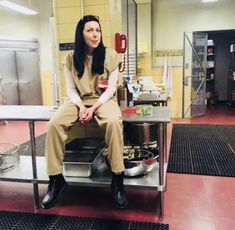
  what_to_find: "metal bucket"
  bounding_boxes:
[125,123,158,146]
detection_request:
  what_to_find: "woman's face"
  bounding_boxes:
[83,21,101,54]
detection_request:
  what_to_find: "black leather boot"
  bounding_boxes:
[42,174,67,209]
[111,172,128,209]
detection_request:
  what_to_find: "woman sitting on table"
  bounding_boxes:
[42,15,127,209]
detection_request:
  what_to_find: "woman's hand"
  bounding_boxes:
[78,105,95,123]
[77,101,102,123]
[76,102,88,122]
[81,107,95,122]
[78,105,87,122]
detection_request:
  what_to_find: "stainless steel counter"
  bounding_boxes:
[122,106,170,123]
[0,105,56,209]
[0,105,57,121]
[0,105,170,219]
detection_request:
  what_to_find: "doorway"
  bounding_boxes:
[198,29,235,106]
[183,30,235,118]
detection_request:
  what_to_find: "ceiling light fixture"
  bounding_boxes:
[201,0,218,3]
[0,0,38,15]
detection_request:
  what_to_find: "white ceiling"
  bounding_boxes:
[0,0,40,8]
[0,0,50,15]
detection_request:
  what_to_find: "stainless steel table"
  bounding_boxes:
[122,106,170,218]
[0,105,56,209]
[0,105,170,218]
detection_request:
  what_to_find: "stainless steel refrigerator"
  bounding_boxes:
[0,39,42,105]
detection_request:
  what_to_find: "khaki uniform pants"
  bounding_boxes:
[45,99,125,175]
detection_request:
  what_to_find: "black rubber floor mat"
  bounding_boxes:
[20,133,46,156]
[0,211,169,230]
[167,124,235,177]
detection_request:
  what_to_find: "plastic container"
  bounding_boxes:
[135,104,153,115]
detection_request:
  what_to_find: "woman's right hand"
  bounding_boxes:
[76,103,87,122]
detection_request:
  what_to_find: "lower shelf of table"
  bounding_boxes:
[0,156,167,191]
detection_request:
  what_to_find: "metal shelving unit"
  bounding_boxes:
[228,42,235,105]
[0,155,163,188]
[190,33,208,116]
[206,40,216,104]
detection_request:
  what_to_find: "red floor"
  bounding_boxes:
[0,104,235,230]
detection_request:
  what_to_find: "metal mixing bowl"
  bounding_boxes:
[103,146,159,177]
[0,143,20,172]
[123,147,159,177]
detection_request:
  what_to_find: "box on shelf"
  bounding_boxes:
[207,40,214,46]
[232,91,235,101]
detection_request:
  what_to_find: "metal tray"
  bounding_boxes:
[63,138,105,177]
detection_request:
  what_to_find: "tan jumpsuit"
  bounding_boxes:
[45,48,125,175]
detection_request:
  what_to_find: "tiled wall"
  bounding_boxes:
[53,0,182,117]
[53,0,122,102]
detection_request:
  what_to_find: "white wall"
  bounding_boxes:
[0,9,39,39]
[38,1,54,71]
[0,0,53,72]
[153,0,235,51]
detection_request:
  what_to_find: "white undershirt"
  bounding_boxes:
[64,66,119,105]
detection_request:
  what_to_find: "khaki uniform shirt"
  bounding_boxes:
[63,47,120,105]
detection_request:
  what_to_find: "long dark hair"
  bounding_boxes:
[73,15,105,78]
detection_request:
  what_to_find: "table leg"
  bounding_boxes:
[158,122,165,219]
[29,121,39,209]
[158,191,164,221]
[163,123,167,166]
